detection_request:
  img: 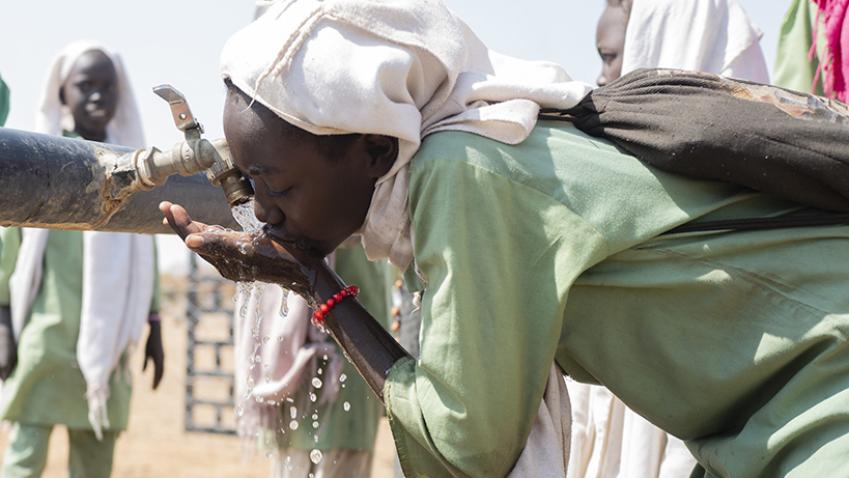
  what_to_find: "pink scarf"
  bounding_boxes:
[814,0,849,101]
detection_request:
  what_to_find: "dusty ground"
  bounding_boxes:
[0,274,396,478]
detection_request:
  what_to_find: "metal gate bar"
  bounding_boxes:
[185,253,237,435]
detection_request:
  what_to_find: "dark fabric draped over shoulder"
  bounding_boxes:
[556,69,849,213]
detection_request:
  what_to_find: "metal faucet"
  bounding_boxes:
[122,85,254,206]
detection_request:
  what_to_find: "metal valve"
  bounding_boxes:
[153,85,204,140]
[147,84,253,206]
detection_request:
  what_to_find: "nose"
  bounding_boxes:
[253,195,284,225]
[89,90,103,103]
[597,72,608,87]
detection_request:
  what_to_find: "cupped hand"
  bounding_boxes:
[159,202,316,296]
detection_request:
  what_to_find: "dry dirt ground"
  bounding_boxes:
[0,275,396,478]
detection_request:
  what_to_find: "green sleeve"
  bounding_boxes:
[0,228,22,306]
[0,75,8,127]
[149,239,160,314]
[384,157,607,477]
[774,0,825,94]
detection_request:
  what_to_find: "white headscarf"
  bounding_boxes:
[220,0,592,269]
[7,41,154,440]
[621,0,770,83]
[35,41,145,148]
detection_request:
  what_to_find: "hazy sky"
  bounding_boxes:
[0,1,785,145]
[0,1,786,272]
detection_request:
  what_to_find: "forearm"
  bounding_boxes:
[310,261,410,401]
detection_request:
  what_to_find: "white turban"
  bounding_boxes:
[220,0,591,269]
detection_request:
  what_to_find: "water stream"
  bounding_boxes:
[229,201,325,465]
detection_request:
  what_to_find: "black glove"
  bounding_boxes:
[0,306,17,380]
[143,317,165,390]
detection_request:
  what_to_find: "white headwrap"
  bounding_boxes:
[7,41,154,439]
[34,41,145,148]
[621,0,770,83]
[220,0,592,269]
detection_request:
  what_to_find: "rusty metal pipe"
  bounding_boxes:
[0,127,238,233]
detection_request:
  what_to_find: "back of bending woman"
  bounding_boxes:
[573,1,770,476]
[162,1,849,477]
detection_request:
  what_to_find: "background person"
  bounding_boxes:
[0,42,162,478]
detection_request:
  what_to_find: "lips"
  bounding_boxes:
[85,105,108,118]
[263,224,329,257]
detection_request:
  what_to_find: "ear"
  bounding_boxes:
[362,134,398,178]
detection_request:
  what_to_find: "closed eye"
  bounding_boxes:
[598,51,617,65]
[266,185,293,197]
[245,172,292,198]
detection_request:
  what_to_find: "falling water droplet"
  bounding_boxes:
[309,449,323,464]
[289,420,299,430]
[339,373,347,383]
[343,401,351,412]
[311,377,323,389]
[309,392,317,403]
[290,407,298,419]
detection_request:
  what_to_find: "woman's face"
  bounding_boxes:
[596,4,629,86]
[222,84,397,258]
[61,50,118,140]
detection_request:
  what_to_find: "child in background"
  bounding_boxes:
[0,42,162,478]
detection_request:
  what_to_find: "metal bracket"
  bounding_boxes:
[153,84,204,140]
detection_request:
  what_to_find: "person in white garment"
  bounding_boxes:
[0,42,162,478]
[569,1,770,477]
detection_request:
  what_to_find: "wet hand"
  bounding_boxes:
[159,202,315,296]
[143,317,164,390]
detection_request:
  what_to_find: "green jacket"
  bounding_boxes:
[386,122,849,478]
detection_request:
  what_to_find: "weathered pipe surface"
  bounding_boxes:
[0,127,238,233]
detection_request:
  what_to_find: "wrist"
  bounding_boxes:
[312,285,359,327]
[309,260,346,303]
[148,314,161,324]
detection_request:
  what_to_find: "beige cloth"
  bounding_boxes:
[565,379,626,478]
[621,0,769,83]
[508,365,571,478]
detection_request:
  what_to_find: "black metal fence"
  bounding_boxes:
[184,253,238,435]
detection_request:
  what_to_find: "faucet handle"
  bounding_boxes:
[153,84,204,140]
